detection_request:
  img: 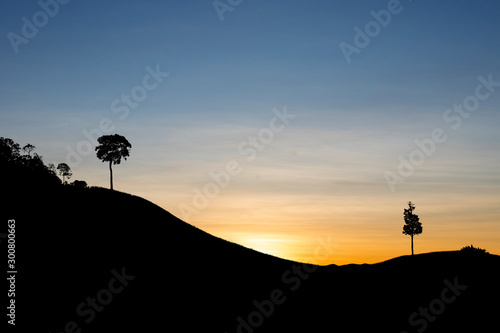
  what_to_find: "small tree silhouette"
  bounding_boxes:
[402,201,422,255]
[95,134,131,190]
[57,163,72,184]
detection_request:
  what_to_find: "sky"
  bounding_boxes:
[1,0,500,265]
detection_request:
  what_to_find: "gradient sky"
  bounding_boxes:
[1,0,500,265]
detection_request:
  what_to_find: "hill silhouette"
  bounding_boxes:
[3,183,499,332]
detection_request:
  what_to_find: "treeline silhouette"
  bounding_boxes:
[1,137,60,189]
[1,135,131,192]
[1,137,89,191]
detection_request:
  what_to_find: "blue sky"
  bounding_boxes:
[1,0,500,264]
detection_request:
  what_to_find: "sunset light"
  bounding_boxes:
[3,1,500,331]
[1,0,499,266]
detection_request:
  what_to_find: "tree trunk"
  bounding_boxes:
[411,235,414,255]
[109,160,113,190]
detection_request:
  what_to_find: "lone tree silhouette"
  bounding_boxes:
[57,163,72,184]
[402,201,422,255]
[95,134,131,190]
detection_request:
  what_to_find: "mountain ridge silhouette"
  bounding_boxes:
[4,184,499,332]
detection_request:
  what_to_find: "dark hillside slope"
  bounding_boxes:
[280,251,500,332]
[5,186,296,332]
[4,185,500,332]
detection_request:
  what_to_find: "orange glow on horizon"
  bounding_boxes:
[118,180,500,266]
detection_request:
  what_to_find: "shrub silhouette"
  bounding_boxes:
[461,244,489,255]
[71,180,88,188]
